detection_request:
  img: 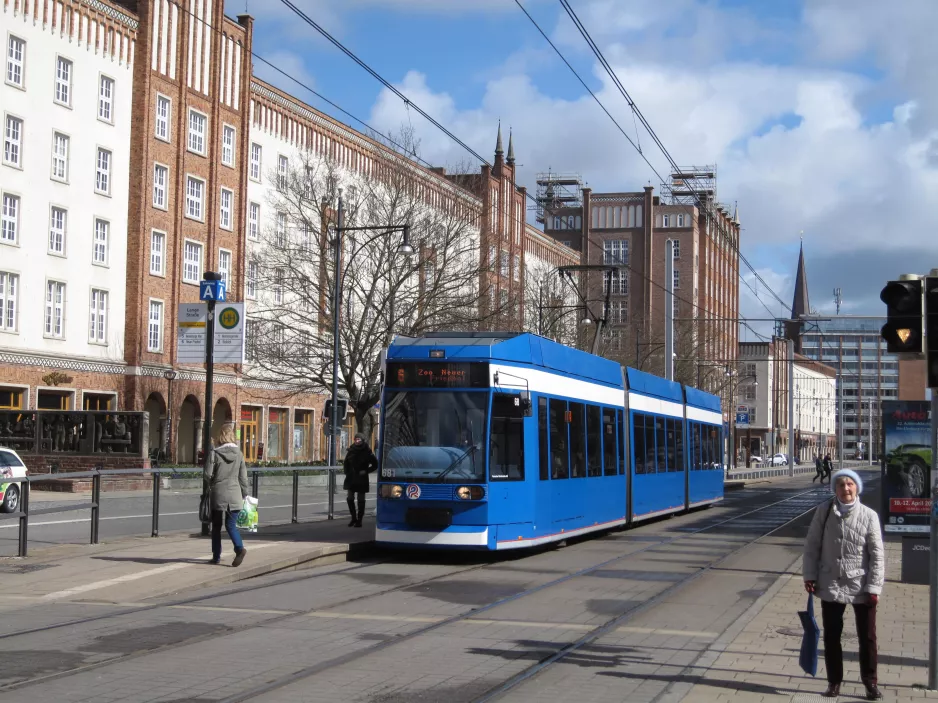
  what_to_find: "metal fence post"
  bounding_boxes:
[328,468,335,520]
[90,471,101,545]
[251,470,260,500]
[151,471,161,538]
[292,471,299,523]
[17,480,29,557]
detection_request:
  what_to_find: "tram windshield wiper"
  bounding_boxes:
[435,445,477,483]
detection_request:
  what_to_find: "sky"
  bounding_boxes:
[245,0,938,338]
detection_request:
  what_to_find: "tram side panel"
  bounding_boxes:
[628,393,688,522]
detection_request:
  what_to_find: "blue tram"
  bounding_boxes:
[375,332,725,550]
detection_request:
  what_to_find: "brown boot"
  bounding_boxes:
[823,683,840,698]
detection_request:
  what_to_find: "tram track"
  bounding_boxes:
[0,477,860,699]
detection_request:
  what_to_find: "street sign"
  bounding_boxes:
[213,303,244,364]
[736,411,750,427]
[176,303,244,363]
[199,279,227,302]
[177,304,207,363]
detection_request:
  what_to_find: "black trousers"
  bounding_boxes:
[346,490,365,519]
[821,599,878,686]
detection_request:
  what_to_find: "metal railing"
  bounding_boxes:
[2,465,342,557]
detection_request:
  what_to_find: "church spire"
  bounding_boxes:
[791,242,810,320]
[495,121,504,159]
[506,129,515,165]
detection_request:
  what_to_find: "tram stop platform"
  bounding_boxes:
[678,539,938,703]
[0,516,375,605]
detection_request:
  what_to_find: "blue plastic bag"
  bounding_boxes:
[798,594,820,676]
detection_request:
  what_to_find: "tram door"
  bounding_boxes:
[487,394,533,526]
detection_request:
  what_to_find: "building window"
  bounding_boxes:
[89,289,108,343]
[603,239,628,266]
[0,271,17,331]
[220,188,233,230]
[611,299,628,324]
[499,252,509,277]
[54,56,72,106]
[662,214,671,227]
[218,249,231,289]
[1,193,19,244]
[221,125,235,166]
[276,212,286,247]
[51,132,69,181]
[294,410,312,461]
[249,143,261,181]
[95,148,111,195]
[185,175,204,220]
[150,230,165,275]
[249,202,259,240]
[45,281,65,338]
[673,269,680,289]
[187,109,206,155]
[183,241,203,283]
[148,300,163,351]
[246,261,257,298]
[98,75,114,123]
[153,164,167,209]
[672,239,681,259]
[512,255,520,282]
[274,268,284,304]
[267,408,286,460]
[155,95,170,141]
[606,269,629,296]
[93,218,109,265]
[244,319,257,362]
[278,155,288,190]
[3,115,22,168]
[49,206,66,255]
[6,36,25,88]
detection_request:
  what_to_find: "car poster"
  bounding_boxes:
[881,400,932,533]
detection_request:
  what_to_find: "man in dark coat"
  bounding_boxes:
[813,453,823,482]
[822,453,834,484]
[343,433,377,527]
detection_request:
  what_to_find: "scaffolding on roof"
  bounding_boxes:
[534,171,583,224]
[663,166,717,205]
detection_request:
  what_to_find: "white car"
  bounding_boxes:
[769,453,789,466]
[0,447,28,513]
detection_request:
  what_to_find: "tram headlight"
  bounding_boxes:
[380,484,403,499]
[455,486,484,500]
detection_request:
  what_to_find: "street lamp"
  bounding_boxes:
[325,189,412,519]
[163,369,177,462]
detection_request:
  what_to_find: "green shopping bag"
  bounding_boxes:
[236,496,258,532]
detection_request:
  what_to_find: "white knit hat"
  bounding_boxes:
[831,468,863,494]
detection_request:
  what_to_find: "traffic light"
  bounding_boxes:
[323,398,348,432]
[880,278,924,355]
[925,276,938,387]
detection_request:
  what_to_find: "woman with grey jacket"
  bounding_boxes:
[803,469,885,700]
[204,423,249,567]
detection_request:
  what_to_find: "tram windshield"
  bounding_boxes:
[381,391,488,483]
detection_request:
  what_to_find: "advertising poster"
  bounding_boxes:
[881,400,932,533]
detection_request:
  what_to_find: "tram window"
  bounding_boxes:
[569,402,586,478]
[617,409,625,475]
[489,395,524,481]
[538,398,549,481]
[693,423,702,471]
[711,428,721,470]
[549,398,568,479]
[674,421,685,472]
[602,408,617,476]
[644,414,656,473]
[666,419,678,472]
[702,425,710,469]
[587,405,602,477]
[655,417,666,473]
[633,414,645,474]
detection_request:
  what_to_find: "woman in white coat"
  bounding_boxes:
[803,469,885,700]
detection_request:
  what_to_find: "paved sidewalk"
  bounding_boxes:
[0,516,373,605]
[678,541,938,702]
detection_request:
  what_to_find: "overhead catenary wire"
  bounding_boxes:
[273,0,774,344]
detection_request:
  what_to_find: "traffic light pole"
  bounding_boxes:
[929,390,938,690]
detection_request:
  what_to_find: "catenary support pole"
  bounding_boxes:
[928,391,938,690]
[869,397,874,466]
[664,239,674,382]
[788,338,795,477]
[201,293,217,537]
[838,369,845,472]
[327,191,344,520]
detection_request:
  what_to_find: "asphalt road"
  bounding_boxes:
[0,484,373,556]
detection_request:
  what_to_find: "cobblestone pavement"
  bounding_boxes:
[0,470,897,703]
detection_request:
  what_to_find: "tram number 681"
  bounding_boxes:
[381,468,396,478]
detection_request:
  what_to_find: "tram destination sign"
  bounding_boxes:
[386,362,489,389]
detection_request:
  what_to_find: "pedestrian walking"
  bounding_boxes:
[343,433,377,527]
[813,453,823,483]
[802,469,884,700]
[822,453,833,484]
[204,423,249,567]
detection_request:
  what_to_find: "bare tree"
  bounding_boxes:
[522,259,580,347]
[244,130,506,439]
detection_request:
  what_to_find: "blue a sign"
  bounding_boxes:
[736,411,750,427]
[200,280,227,302]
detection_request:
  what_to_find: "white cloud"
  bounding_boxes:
[253,50,316,93]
